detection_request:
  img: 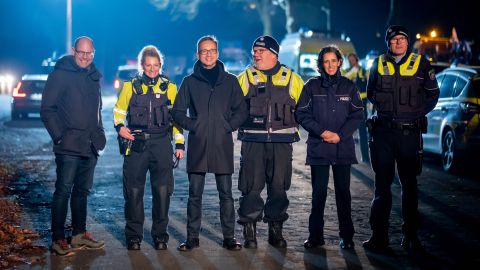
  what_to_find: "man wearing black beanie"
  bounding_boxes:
[236,35,304,249]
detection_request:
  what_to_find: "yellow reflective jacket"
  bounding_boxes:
[113,75,184,145]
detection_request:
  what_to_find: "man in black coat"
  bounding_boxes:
[172,35,248,251]
[41,36,106,256]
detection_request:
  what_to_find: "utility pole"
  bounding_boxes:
[66,0,72,53]
[321,6,330,33]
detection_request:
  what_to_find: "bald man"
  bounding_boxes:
[41,36,106,256]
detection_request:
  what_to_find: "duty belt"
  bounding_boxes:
[374,118,421,130]
[131,131,164,140]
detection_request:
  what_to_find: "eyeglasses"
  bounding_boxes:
[75,49,95,58]
[253,48,268,55]
[390,36,407,44]
[198,49,218,55]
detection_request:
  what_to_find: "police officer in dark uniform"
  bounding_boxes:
[114,45,185,251]
[362,25,439,253]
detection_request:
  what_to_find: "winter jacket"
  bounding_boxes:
[41,55,106,157]
[295,71,364,165]
[172,60,248,174]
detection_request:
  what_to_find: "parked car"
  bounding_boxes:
[11,74,48,119]
[423,66,480,172]
[113,64,138,92]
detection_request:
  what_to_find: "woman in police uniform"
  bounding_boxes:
[113,45,184,250]
[295,45,364,250]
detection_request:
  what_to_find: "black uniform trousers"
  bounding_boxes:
[237,141,292,224]
[369,126,423,239]
[186,173,235,239]
[123,135,174,243]
[308,165,354,243]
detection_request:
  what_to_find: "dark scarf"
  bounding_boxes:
[200,64,220,88]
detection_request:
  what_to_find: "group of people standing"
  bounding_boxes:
[41,24,439,257]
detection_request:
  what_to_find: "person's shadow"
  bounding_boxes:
[364,248,403,270]
[50,249,106,270]
[303,247,327,270]
[340,248,363,270]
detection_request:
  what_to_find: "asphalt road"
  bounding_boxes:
[0,94,479,269]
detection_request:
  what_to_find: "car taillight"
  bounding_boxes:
[114,79,120,89]
[12,82,26,98]
[459,102,480,113]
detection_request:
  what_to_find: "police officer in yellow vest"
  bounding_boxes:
[113,45,185,251]
[237,36,304,249]
[343,52,370,163]
[363,25,439,253]
[344,53,368,99]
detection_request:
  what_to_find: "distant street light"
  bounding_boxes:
[67,0,72,53]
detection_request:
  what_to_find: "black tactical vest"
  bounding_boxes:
[127,76,172,134]
[241,68,296,131]
[375,53,424,120]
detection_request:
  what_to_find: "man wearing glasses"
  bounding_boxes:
[41,36,106,256]
[363,25,439,253]
[172,35,248,251]
[236,35,304,249]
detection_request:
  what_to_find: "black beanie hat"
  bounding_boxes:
[252,35,280,55]
[385,25,409,45]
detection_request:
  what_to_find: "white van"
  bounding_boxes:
[279,31,357,80]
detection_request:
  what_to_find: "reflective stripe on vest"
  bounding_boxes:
[378,53,422,76]
[241,127,298,134]
[247,65,291,86]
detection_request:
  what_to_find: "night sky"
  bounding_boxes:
[0,0,476,85]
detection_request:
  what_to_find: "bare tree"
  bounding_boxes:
[276,0,329,33]
[386,0,394,27]
[149,0,330,35]
[252,0,274,35]
[149,0,201,20]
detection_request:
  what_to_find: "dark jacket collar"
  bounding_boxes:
[141,73,160,85]
[54,55,101,80]
[320,69,341,87]
[385,49,412,65]
[257,61,281,76]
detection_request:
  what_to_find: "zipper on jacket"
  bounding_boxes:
[267,104,272,141]
[149,99,152,129]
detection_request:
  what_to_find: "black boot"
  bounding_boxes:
[401,234,425,254]
[362,232,389,252]
[243,222,257,249]
[268,222,287,248]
